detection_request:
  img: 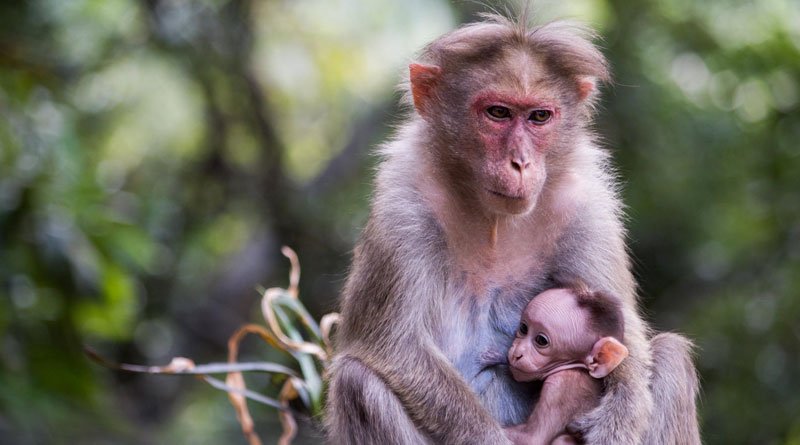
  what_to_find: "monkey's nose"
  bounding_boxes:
[513,354,523,362]
[511,158,531,172]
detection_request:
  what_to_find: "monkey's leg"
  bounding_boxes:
[642,333,701,445]
[325,356,431,445]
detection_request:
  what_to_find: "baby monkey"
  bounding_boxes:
[505,286,628,445]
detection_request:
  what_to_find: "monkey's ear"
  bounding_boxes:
[409,63,442,116]
[585,337,628,378]
[576,76,598,102]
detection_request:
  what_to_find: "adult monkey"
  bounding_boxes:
[325,13,700,445]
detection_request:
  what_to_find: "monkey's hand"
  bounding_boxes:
[567,317,653,445]
[362,339,512,445]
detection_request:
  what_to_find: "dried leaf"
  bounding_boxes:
[320,312,340,357]
[226,371,262,445]
[281,246,300,300]
[278,379,299,445]
[227,326,264,445]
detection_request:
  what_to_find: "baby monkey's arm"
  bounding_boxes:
[505,369,601,445]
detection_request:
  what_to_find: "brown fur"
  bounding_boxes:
[325,13,700,445]
[572,286,626,341]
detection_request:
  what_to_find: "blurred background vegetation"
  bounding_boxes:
[0,0,798,443]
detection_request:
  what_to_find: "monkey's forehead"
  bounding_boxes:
[421,44,572,104]
[438,44,554,83]
[488,48,557,97]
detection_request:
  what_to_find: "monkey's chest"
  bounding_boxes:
[439,282,546,425]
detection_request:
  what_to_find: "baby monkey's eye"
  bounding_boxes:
[517,322,528,336]
[534,333,550,348]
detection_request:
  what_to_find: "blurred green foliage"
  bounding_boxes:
[0,0,798,444]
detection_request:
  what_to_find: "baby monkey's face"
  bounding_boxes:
[508,288,629,382]
[507,288,592,382]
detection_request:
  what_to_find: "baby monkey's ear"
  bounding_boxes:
[585,337,628,378]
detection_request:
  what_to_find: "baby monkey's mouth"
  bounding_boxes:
[509,364,539,383]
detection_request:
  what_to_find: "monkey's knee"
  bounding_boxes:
[646,332,701,445]
[325,356,429,445]
[650,332,699,399]
[326,357,373,432]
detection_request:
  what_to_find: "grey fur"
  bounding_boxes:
[642,333,702,444]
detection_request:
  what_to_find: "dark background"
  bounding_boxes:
[1,0,798,443]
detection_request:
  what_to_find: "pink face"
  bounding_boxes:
[469,90,561,215]
[507,288,592,382]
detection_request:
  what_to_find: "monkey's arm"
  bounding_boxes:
[335,234,510,445]
[550,214,654,444]
[357,337,509,444]
[570,312,654,444]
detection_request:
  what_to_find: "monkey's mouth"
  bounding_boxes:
[487,189,526,200]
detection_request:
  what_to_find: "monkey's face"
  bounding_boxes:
[467,89,559,215]
[409,48,593,217]
[508,289,591,382]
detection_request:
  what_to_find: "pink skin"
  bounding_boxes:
[469,91,561,215]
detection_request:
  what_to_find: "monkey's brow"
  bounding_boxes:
[471,91,556,109]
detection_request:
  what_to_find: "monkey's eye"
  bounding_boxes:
[528,109,552,124]
[534,333,550,348]
[517,322,528,337]
[486,106,511,120]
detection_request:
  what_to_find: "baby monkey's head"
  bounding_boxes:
[508,285,627,382]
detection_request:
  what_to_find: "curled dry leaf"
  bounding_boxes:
[281,246,300,300]
[261,287,328,361]
[226,371,262,445]
[320,312,341,358]
[227,326,267,445]
[87,247,339,445]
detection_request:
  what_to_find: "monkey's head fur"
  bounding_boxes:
[405,14,610,217]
